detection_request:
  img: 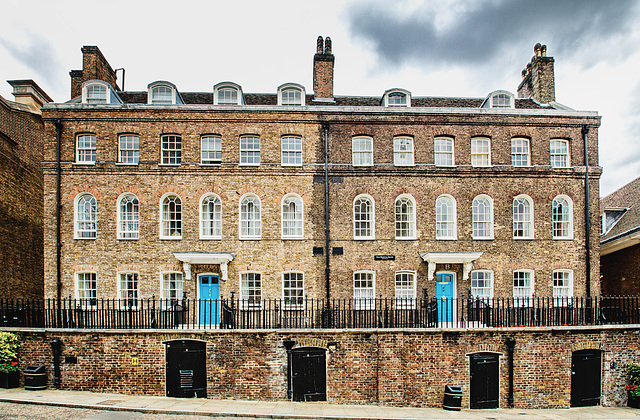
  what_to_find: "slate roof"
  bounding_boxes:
[112,92,547,109]
[600,176,640,243]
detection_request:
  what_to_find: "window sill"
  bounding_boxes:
[239,163,261,167]
[353,237,375,241]
[160,236,182,240]
[282,237,305,240]
[73,162,96,166]
[116,163,139,166]
[513,237,534,240]
[200,236,222,240]
[117,237,140,241]
[74,236,97,240]
[472,236,495,240]
[395,237,417,241]
[552,237,574,240]
[239,237,262,241]
[159,164,182,167]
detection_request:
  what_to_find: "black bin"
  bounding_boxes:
[443,385,462,411]
[23,365,46,390]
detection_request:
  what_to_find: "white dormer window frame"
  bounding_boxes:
[277,83,306,106]
[82,80,121,104]
[147,81,182,105]
[383,89,411,107]
[482,90,515,109]
[214,82,244,105]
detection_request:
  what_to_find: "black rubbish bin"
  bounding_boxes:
[443,385,463,411]
[23,365,46,390]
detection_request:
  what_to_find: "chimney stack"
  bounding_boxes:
[8,80,53,112]
[313,36,335,102]
[517,43,555,104]
[70,46,118,100]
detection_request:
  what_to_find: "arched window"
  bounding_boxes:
[436,195,457,239]
[118,194,139,239]
[200,194,222,239]
[353,194,374,239]
[240,194,261,239]
[75,194,96,239]
[282,194,303,239]
[395,194,416,239]
[160,194,182,239]
[552,195,573,239]
[472,195,494,239]
[278,83,305,106]
[147,81,183,105]
[214,82,243,105]
[513,195,534,239]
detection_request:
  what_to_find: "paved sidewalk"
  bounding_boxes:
[0,388,639,420]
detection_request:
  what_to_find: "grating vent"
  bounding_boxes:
[180,370,194,388]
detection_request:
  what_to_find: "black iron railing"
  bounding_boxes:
[1,296,640,330]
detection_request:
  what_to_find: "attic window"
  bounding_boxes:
[214,82,244,105]
[601,208,627,235]
[82,80,121,104]
[383,89,411,107]
[278,83,305,106]
[482,90,514,109]
[147,82,183,105]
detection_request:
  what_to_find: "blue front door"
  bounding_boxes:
[436,273,455,324]
[199,275,219,326]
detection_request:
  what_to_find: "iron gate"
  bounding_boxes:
[469,352,499,409]
[165,339,207,398]
[291,347,327,401]
[571,349,601,407]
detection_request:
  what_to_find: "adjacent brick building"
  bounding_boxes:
[600,176,640,295]
[0,80,51,298]
[41,39,601,316]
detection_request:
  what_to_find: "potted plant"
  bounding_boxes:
[0,332,20,388]
[627,362,640,408]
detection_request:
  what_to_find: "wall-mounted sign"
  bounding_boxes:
[374,255,395,261]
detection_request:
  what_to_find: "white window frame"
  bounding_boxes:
[383,89,411,107]
[552,195,573,239]
[75,193,97,239]
[352,137,373,167]
[471,137,491,167]
[117,193,139,240]
[118,272,140,309]
[513,195,534,239]
[281,136,303,166]
[512,270,534,306]
[201,135,222,165]
[160,193,182,239]
[283,271,304,309]
[161,134,181,165]
[240,135,260,166]
[353,194,375,240]
[282,194,304,239]
[470,270,494,301]
[434,137,454,167]
[214,82,243,105]
[118,134,139,165]
[83,82,108,104]
[393,137,414,166]
[511,138,530,167]
[149,84,175,105]
[395,194,416,240]
[436,194,457,240]
[161,272,184,309]
[76,272,97,308]
[395,271,416,309]
[239,194,262,240]
[472,195,494,240]
[552,269,573,305]
[550,139,570,168]
[76,134,96,164]
[354,271,375,310]
[199,193,222,240]
[240,272,262,309]
[278,83,305,106]
[482,90,515,109]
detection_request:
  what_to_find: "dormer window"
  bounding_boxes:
[383,89,411,107]
[214,82,244,105]
[482,90,515,109]
[81,80,121,104]
[277,83,305,106]
[147,81,183,105]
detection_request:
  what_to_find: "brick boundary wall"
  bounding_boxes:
[5,326,640,408]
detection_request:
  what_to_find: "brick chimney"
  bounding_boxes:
[313,36,335,101]
[517,43,555,104]
[7,79,53,111]
[70,46,118,100]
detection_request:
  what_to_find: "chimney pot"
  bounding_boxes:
[317,36,324,54]
[324,37,332,54]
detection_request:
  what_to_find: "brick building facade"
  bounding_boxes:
[41,39,601,314]
[0,80,51,298]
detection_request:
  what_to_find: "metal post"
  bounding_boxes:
[283,339,296,400]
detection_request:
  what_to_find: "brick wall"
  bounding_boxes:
[12,326,640,408]
[601,243,640,295]
[0,96,44,298]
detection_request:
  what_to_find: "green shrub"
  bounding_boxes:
[0,332,20,363]
[628,362,640,397]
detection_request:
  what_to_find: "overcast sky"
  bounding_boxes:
[2,0,639,197]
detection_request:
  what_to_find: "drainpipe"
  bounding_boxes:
[506,337,516,408]
[323,123,330,301]
[55,120,63,326]
[582,125,591,299]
